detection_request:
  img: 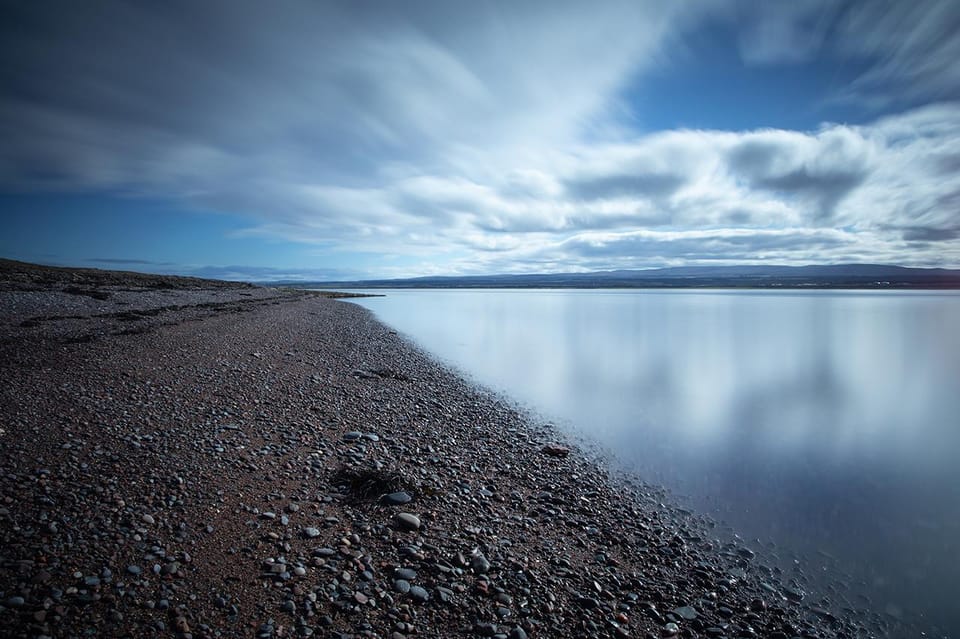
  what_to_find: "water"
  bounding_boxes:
[345,288,960,635]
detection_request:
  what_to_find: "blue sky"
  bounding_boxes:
[1,0,959,281]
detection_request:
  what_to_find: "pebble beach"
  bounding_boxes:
[0,260,886,639]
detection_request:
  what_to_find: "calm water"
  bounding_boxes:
[347,289,960,635]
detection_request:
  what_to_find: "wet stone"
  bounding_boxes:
[673,606,697,620]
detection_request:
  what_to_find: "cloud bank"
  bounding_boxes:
[1,0,958,276]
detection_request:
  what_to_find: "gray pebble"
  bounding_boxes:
[396,512,421,531]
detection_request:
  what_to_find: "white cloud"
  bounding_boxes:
[1,2,959,276]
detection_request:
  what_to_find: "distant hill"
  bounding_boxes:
[282,264,960,290]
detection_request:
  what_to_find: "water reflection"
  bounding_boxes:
[350,289,960,635]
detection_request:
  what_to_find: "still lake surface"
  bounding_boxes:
[346,289,960,635]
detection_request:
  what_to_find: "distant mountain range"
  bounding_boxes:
[281,264,960,289]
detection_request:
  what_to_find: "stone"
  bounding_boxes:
[672,606,697,620]
[141,514,155,525]
[471,554,491,574]
[408,585,429,603]
[302,527,321,538]
[396,513,421,531]
[394,567,417,580]
[343,432,362,442]
[508,627,528,639]
[382,491,412,506]
[541,444,570,458]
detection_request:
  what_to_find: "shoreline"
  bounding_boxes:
[0,264,893,638]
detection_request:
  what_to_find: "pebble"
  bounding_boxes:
[394,567,417,580]
[508,627,528,639]
[396,513,421,531]
[343,431,362,442]
[141,513,155,525]
[672,606,697,620]
[302,527,321,538]
[382,491,413,505]
[408,585,429,603]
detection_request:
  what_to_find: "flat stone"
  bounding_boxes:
[672,606,697,620]
[541,444,570,458]
[382,491,412,506]
[396,513,421,531]
[394,567,417,580]
[141,514,155,525]
[408,585,429,603]
[343,431,362,442]
[302,527,321,538]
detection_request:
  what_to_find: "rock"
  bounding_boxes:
[471,554,491,574]
[382,491,412,506]
[5,596,25,608]
[343,431,362,442]
[783,585,805,602]
[141,513,155,525]
[541,444,570,458]
[396,513,421,531]
[408,585,429,603]
[126,565,142,576]
[394,567,417,580]
[393,579,411,594]
[302,527,321,538]
[508,627,528,639]
[672,606,697,620]
[662,622,680,637]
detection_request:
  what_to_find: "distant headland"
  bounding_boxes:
[280,264,960,290]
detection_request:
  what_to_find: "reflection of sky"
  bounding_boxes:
[353,289,960,633]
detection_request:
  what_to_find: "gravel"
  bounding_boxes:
[0,263,903,638]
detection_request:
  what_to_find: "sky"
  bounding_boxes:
[1,0,959,281]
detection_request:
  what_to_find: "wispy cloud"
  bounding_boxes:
[1,1,958,276]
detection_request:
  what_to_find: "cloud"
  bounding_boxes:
[734,0,840,65]
[1,2,959,277]
[731,0,960,106]
[726,126,872,221]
